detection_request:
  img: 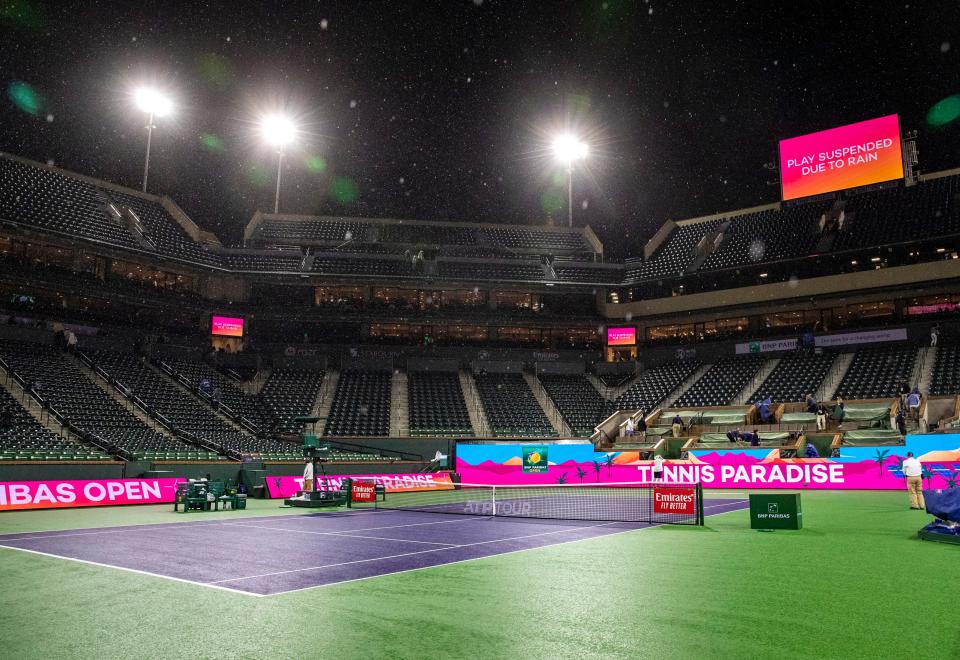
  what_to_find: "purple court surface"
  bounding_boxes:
[0,498,748,596]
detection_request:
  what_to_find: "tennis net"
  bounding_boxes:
[350,481,704,525]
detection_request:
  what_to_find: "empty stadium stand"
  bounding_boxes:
[87,350,292,457]
[474,372,557,437]
[259,368,326,434]
[673,356,765,407]
[615,361,702,412]
[163,358,270,430]
[749,352,836,403]
[407,372,473,437]
[624,220,723,281]
[0,386,109,460]
[0,340,189,456]
[833,345,918,400]
[539,374,608,437]
[324,370,392,436]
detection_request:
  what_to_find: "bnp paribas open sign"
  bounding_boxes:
[522,445,549,473]
[749,493,802,530]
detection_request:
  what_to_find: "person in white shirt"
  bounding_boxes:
[653,454,665,482]
[302,458,314,495]
[625,417,635,437]
[902,452,925,510]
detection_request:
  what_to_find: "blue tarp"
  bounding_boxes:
[925,488,960,523]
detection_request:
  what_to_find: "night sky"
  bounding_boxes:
[3,0,960,257]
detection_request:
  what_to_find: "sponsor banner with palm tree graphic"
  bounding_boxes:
[457,435,960,490]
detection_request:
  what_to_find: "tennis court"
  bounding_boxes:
[0,496,749,596]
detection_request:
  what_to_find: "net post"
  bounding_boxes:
[696,482,704,526]
[492,485,497,517]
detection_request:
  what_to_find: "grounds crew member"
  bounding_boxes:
[902,452,925,510]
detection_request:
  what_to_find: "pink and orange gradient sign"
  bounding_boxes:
[779,114,903,201]
[211,315,244,337]
[606,327,636,346]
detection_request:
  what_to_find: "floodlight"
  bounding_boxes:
[261,114,297,148]
[552,134,588,163]
[134,87,173,117]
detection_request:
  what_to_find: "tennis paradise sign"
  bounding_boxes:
[265,473,455,499]
[0,477,184,511]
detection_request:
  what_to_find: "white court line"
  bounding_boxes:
[258,503,750,597]
[211,520,625,584]
[0,544,264,597]
[219,522,459,547]
[0,508,379,542]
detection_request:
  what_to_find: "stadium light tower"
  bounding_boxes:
[552,134,588,227]
[134,87,173,193]
[261,114,297,214]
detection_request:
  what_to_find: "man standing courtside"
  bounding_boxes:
[902,452,925,510]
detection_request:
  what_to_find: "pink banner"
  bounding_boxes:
[265,473,454,499]
[779,114,903,201]
[0,478,185,511]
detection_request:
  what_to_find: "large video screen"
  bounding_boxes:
[779,114,903,201]
[211,315,244,337]
[606,327,636,346]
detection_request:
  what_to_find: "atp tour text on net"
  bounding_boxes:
[637,463,844,486]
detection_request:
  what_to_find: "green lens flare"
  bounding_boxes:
[540,188,565,214]
[200,133,225,152]
[7,82,43,115]
[331,177,358,204]
[248,164,271,187]
[927,95,960,127]
[305,155,327,174]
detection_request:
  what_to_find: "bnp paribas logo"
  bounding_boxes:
[522,445,549,473]
[768,503,779,514]
[749,341,761,354]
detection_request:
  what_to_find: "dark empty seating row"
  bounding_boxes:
[473,373,556,437]
[749,352,836,403]
[324,370,392,436]
[408,372,472,437]
[105,190,221,266]
[833,175,960,252]
[0,157,141,250]
[259,368,325,434]
[311,255,412,276]
[539,374,608,437]
[699,205,829,271]
[254,218,369,243]
[438,260,545,281]
[929,344,960,396]
[481,227,587,251]
[624,220,723,281]
[222,252,304,271]
[833,344,918,400]
[553,265,623,283]
[380,224,478,246]
[0,340,188,454]
[163,358,271,429]
[0,386,109,459]
[87,350,292,456]
[673,356,765,407]
[615,360,701,412]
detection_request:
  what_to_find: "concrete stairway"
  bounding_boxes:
[663,363,712,408]
[915,346,936,394]
[390,370,410,437]
[587,372,640,402]
[816,352,855,401]
[523,372,573,437]
[735,358,781,404]
[312,369,339,435]
[459,370,490,437]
